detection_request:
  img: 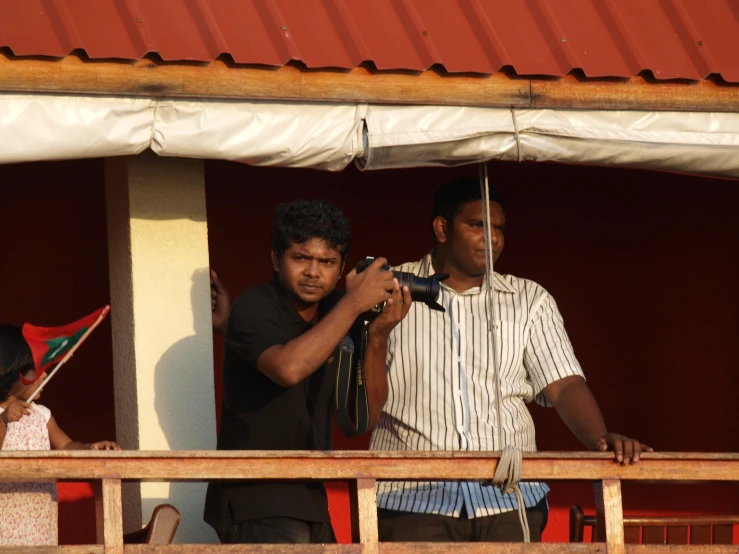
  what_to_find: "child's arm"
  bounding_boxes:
[47,416,121,451]
[0,400,33,448]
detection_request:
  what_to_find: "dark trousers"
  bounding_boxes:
[218,517,336,544]
[378,498,548,542]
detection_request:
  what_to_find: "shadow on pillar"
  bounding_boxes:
[152,266,218,543]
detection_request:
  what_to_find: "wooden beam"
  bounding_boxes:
[0,52,528,108]
[0,544,105,554]
[5,450,737,460]
[626,544,737,554]
[123,547,362,553]
[117,544,737,553]
[531,76,739,112]
[1,452,738,482]
[0,542,734,552]
[381,545,606,553]
[624,515,739,527]
[0,52,737,112]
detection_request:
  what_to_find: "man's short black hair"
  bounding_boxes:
[432,177,506,229]
[0,324,34,401]
[271,199,351,261]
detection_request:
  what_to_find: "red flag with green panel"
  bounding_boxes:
[20,306,110,385]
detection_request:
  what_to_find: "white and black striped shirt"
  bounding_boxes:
[370,254,584,518]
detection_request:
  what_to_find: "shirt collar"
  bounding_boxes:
[419,252,516,295]
[269,279,306,326]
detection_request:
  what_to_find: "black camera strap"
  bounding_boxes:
[334,322,370,438]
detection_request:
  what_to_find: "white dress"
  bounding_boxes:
[0,404,58,546]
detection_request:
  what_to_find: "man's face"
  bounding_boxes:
[272,238,344,308]
[445,200,506,276]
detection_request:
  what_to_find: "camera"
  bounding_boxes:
[355,257,449,318]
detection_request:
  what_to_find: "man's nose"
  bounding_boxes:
[489,228,501,247]
[304,260,321,277]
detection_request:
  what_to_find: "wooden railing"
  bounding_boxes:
[0,451,737,553]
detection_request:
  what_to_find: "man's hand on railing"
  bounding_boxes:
[597,433,653,465]
[543,376,654,465]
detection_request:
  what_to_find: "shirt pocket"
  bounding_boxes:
[482,321,532,401]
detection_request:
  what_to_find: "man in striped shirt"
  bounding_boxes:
[371,178,651,543]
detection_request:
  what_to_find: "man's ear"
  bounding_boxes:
[433,216,448,243]
[270,250,280,273]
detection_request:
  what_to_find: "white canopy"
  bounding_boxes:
[1,93,737,179]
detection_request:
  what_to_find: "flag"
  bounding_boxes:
[20,305,110,385]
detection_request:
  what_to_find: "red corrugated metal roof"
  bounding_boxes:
[0,0,738,82]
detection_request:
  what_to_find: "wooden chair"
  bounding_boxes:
[570,504,737,545]
[123,504,181,545]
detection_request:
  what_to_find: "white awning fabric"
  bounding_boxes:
[0,94,153,163]
[1,93,737,179]
[151,100,365,171]
[360,105,739,179]
[0,94,364,172]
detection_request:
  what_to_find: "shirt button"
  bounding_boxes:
[457,425,465,433]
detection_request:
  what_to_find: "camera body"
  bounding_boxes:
[355,257,449,318]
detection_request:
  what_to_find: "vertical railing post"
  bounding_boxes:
[95,478,124,554]
[594,479,625,554]
[350,478,379,554]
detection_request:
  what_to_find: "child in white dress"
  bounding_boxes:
[0,324,120,546]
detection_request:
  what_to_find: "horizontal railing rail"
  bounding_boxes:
[0,451,737,554]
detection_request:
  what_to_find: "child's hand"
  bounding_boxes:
[87,441,121,451]
[1,400,32,423]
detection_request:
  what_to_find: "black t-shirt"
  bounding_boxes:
[204,279,342,527]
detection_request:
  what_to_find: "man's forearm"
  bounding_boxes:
[548,377,608,450]
[259,296,362,387]
[363,333,390,428]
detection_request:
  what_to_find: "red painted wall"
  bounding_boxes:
[2,158,738,544]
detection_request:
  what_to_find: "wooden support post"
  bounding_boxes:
[95,478,124,554]
[594,479,625,554]
[350,478,379,554]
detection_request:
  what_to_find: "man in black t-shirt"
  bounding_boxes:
[204,199,411,544]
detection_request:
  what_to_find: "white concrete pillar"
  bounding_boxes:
[105,151,218,543]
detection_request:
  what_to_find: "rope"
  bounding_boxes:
[479,162,530,542]
[493,446,531,541]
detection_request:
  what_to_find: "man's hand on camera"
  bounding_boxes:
[368,279,412,342]
[345,257,395,314]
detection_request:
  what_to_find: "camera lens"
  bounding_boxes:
[392,271,441,305]
[356,257,448,315]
